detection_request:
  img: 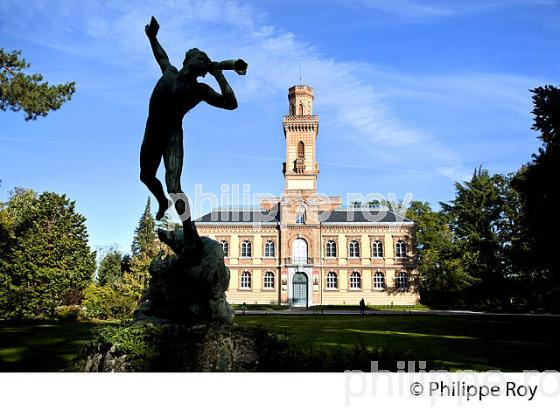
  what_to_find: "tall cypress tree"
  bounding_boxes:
[131,198,156,257]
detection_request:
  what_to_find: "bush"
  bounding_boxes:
[82,284,137,320]
[54,305,83,322]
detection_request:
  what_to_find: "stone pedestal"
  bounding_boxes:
[135,221,233,323]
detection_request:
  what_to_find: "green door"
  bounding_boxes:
[292,272,308,307]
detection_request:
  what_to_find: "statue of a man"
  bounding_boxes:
[140,16,241,222]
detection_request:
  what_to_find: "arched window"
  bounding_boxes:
[326,271,338,289]
[241,240,252,257]
[290,103,295,115]
[220,240,229,257]
[396,271,409,291]
[263,271,274,289]
[240,271,251,289]
[373,272,385,290]
[299,102,304,115]
[395,240,407,258]
[292,238,308,265]
[349,240,360,258]
[372,240,383,258]
[350,271,361,289]
[326,240,337,257]
[297,141,305,158]
[264,240,275,257]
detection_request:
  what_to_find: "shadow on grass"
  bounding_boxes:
[0,321,108,372]
[235,315,560,371]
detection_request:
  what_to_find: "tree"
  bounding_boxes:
[131,198,156,257]
[406,201,477,305]
[440,168,516,306]
[97,247,123,287]
[513,85,560,310]
[0,189,96,319]
[127,198,166,298]
[0,48,75,120]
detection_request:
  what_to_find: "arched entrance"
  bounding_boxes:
[292,272,308,307]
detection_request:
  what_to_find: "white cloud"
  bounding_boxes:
[344,0,557,18]
[1,0,546,181]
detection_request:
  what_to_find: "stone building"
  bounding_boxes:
[196,85,419,307]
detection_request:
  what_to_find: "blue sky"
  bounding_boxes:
[1,0,558,254]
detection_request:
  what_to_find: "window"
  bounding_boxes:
[299,103,304,115]
[264,240,275,257]
[264,271,274,289]
[220,240,229,257]
[241,240,252,257]
[349,240,360,258]
[326,271,338,289]
[295,212,305,224]
[240,271,251,289]
[372,240,383,258]
[396,272,409,291]
[350,271,361,289]
[395,240,407,258]
[297,141,305,158]
[326,240,337,257]
[373,272,385,290]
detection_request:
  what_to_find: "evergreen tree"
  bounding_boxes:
[1,48,76,120]
[131,198,156,257]
[97,247,123,287]
[440,168,513,306]
[0,189,96,319]
[513,85,560,310]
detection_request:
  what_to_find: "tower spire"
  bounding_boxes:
[299,63,302,85]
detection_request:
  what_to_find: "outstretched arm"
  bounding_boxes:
[200,70,238,110]
[145,16,174,74]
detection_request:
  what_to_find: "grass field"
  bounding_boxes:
[0,321,109,372]
[235,314,560,371]
[1,314,558,371]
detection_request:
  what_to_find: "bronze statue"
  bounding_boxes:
[135,17,246,322]
[140,16,246,223]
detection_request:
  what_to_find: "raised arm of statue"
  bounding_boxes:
[199,70,238,110]
[145,16,174,74]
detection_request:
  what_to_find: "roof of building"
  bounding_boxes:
[321,208,412,224]
[195,207,412,224]
[195,207,281,224]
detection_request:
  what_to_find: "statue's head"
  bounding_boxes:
[183,48,211,77]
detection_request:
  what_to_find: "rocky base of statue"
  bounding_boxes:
[80,321,263,372]
[135,219,233,323]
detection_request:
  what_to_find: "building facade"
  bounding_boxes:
[196,85,419,307]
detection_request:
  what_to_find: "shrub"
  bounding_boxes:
[82,284,137,320]
[54,305,83,322]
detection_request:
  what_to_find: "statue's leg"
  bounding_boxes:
[163,128,189,219]
[140,131,169,220]
[163,128,202,260]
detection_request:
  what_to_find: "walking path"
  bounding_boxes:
[234,308,560,317]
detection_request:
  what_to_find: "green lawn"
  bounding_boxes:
[0,321,109,372]
[1,314,558,371]
[235,314,560,371]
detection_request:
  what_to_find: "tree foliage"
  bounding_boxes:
[0,48,76,120]
[97,247,123,287]
[131,198,156,257]
[0,189,96,319]
[512,85,560,310]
